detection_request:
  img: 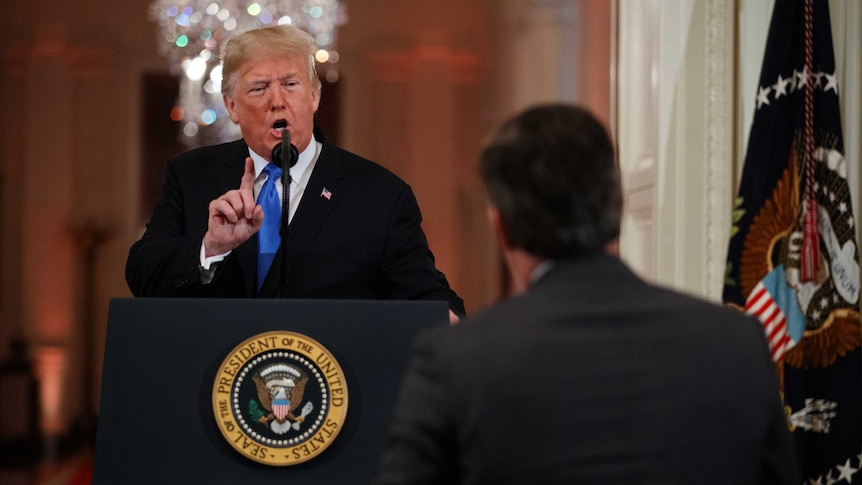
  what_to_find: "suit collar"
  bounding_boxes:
[284,131,345,272]
[533,253,638,290]
[257,128,346,295]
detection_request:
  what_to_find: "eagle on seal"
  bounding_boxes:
[252,363,310,434]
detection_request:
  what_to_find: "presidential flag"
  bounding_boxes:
[722,0,861,481]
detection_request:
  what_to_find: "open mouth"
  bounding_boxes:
[273,119,288,133]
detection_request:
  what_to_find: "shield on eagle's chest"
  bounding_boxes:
[272,399,291,421]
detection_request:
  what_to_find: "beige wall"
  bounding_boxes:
[0,0,163,434]
[0,0,612,439]
[5,0,858,447]
[3,0,859,447]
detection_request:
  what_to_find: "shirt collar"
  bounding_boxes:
[529,260,555,286]
[248,132,318,180]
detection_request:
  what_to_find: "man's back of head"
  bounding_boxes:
[479,104,621,261]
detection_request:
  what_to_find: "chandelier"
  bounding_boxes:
[150,0,347,146]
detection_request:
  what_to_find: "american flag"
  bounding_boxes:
[321,187,332,200]
[745,278,794,362]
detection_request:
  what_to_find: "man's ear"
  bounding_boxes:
[487,206,513,251]
[487,205,535,296]
[223,94,240,124]
[311,85,321,113]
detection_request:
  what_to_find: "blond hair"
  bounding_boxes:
[220,25,321,97]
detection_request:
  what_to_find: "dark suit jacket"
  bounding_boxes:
[377,254,799,484]
[126,129,464,315]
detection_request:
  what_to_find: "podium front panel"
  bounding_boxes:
[93,298,447,484]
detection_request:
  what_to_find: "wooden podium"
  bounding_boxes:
[93,298,446,484]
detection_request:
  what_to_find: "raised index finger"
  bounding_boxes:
[239,156,257,218]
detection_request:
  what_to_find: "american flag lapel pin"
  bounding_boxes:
[321,187,332,200]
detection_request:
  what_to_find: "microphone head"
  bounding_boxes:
[271,143,283,165]
[271,131,299,168]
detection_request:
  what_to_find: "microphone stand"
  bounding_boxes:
[272,130,298,298]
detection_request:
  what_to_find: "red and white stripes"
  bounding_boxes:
[745,281,795,362]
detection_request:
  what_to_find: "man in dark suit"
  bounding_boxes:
[376,105,799,484]
[126,25,464,321]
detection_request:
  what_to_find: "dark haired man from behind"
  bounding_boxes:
[376,104,799,484]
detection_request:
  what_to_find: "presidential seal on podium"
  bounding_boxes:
[212,331,348,465]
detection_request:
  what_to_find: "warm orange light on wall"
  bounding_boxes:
[34,346,67,435]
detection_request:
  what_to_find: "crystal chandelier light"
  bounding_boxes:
[150,0,347,146]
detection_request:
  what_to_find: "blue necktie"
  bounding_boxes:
[257,163,283,291]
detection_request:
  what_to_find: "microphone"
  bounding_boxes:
[271,130,298,171]
[270,130,297,298]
